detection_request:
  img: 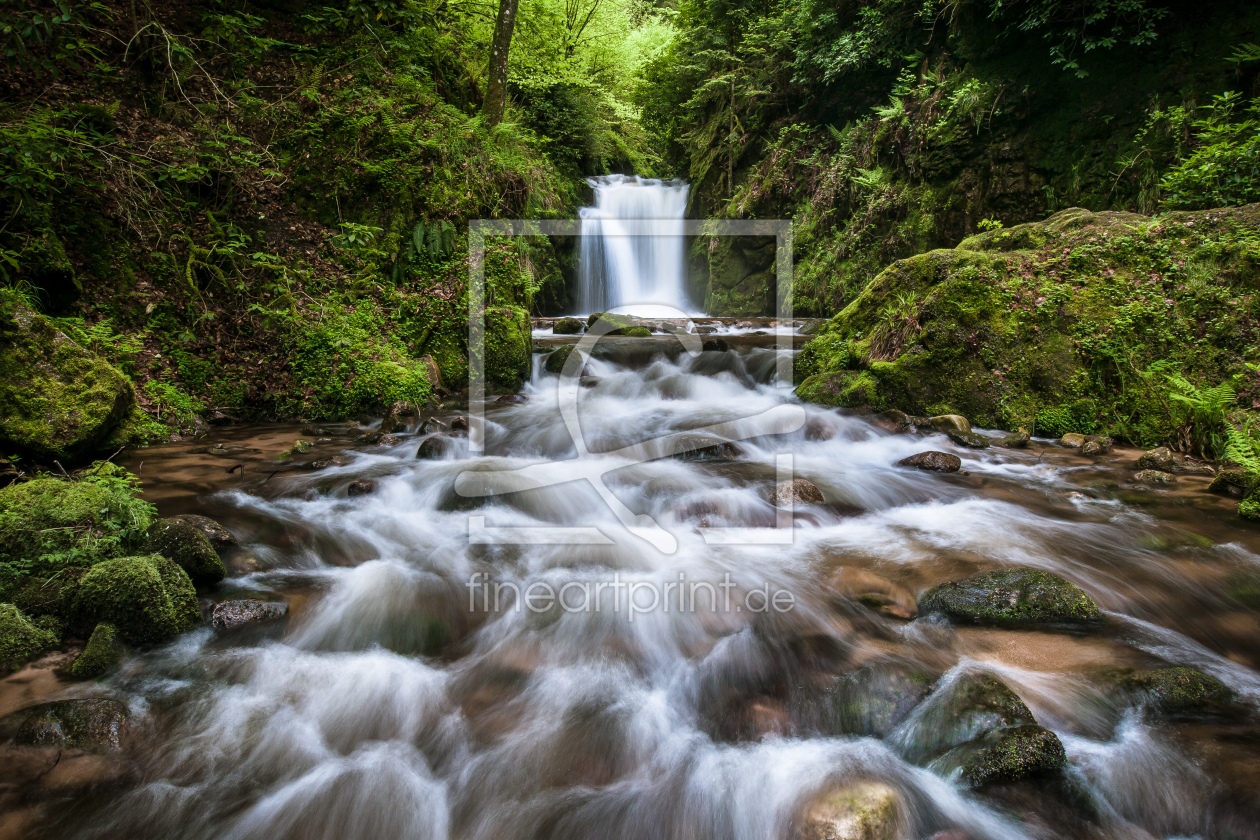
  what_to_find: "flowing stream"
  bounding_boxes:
[5,329,1260,840]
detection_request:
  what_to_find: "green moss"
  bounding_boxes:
[624,326,652,337]
[0,302,134,461]
[69,554,202,643]
[961,724,1067,787]
[483,305,531,391]
[0,468,155,579]
[1239,497,1260,521]
[146,518,225,586]
[552,317,583,335]
[69,622,120,678]
[918,568,1103,627]
[1114,666,1235,714]
[0,602,58,670]
[544,344,577,374]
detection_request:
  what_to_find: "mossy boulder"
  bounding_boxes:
[793,205,1260,441]
[544,344,578,375]
[11,698,129,752]
[824,663,935,737]
[1112,666,1235,715]
[146,518,226,585]
[0,303,133,461]
[918,568,1103,628]
[960,724,1067,787]
[168,513,236,552]
[552,317,583,335]
[624,326,652,337]
[895,671,1035,762]
[1240,496,1260,521]
[69,622,121,678]
[0,468,154,579]
[0,602,59,670]
[484,305,531,391]
[69,554,201,643]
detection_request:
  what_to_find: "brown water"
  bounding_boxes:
[5,331,1260,840]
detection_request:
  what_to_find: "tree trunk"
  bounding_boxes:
[483,0,520,127]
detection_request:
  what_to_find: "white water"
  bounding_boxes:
[577,175,692,317]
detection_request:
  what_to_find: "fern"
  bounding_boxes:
[1226,421,1260,475]
[1166,374,1237,458]
[411,221,425,255]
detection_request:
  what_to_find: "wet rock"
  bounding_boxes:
[379,400,416,434]
[416,434,455,460]
[624,326,652,337]
[449,416,469,434]
[1060,433,1086,448]
[824,663,933,736]
[169,514,236,553]
[545,344,577,374]
[929,414,973,435]
[895,451,961,473]
[1112,666,1235,715]
[1208,469,1253,498]
[828,568,918,620]
[552,317,583,335]
[355,431,384,445]
[69,554,202,642]
[948,431,990,449]
[795,782,905,840]
[1137,446,1176,471]
[346,479,376,497]
[579,376,601,388]
[1079,438,1109,456]
[11,699,129,752]
[496,394,527,404]
[693,325,718,335]
[0,303,134,461]
[378,434,401,446]
[769,479,825,507]
[0,603,59,671]
[146,518,226,585]
[702,338,729,352]
[1134,469,1176,485]
[873,409,914,434]
[999,429,1030,448]
[291,439,313,454]
[669,434,744,461]
[209,599,288,630]
[69,622,121,678]
[917,568,1103,628]
[418,417,447,435]
[960,724,1067,787]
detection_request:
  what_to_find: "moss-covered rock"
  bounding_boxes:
[0,302,133,462]
[69,554,201,643]
[552,317,583,335]
[918,568,1103,628]
[793,205,1260,444]
[960,724,1067,787]
[1209,469,1254,498]
[824,663,934,737]
[0,602,58,670]
[484,305,531,391]
[169,514,236,552]
[1113,666,1235,715]
[544,344,578,375]
[0,468,155,580]
[1240,496,1260,521]
[69,622,121,678]
[146,518,225,585]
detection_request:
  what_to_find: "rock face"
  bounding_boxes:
[895,451,961,472]
[1137,447,1176,471]
[769,479,825,507]
[147,518,226,585]
[961,724,1067,786]
[917,568,1103,628]
[0,603,58,670]
[69,622,121,678]
[169,514,236,552]
[795,782,905,840]
[12,699,129,752]
[209,599,288,630]
[69,554,202,642]
[0,303,133,461]
[1134,470,1176,485]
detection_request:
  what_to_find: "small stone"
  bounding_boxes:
[895,451,962,472]
[1134,469,1176,485]
[999,429,1030,448]
[347,479,376,497]
[417,435,455,460]
[918,567,1103,628]
[1060,433,1086,448]
[379,400,415,434]
[948,431,990,449]
[209,599,288,630]
[1137,446,1176,471]
[961,725,1067,787]
[356,431,384,445]
[377,434,400,446]
[929,414,973,435]
[796,782,905,840]
[579,376,601,388]
[769,479,825,507]
[292,439,313,454]
[12,699,130,752]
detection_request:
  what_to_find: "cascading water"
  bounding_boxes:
[577,175,691,316]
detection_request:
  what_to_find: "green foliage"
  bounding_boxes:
[1166,374,1236,458]
[142,382,206,431]
[986,0,1167,76]
[1161,92,1260,210]
[2,0,102,77]
[1035,401,1099,437]
[0,602,58,670]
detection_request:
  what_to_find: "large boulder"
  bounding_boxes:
[918,568,1103,628]
[0,303,133,461]
[69,554,201,643]
[0,602,58,670]
[146,518,226,585]
[11,698,129,752]
[960,724,1067,787]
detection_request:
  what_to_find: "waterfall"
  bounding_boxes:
[577,175,691,316]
